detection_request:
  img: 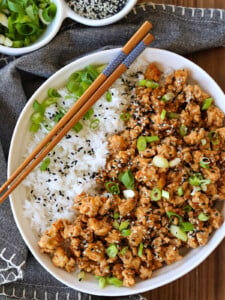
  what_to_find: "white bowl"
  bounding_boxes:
[0,0,137,56]
[8,48,225,296]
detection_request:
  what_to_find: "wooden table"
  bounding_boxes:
[136,1,225,300]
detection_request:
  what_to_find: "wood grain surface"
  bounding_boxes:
[137,1,225,300]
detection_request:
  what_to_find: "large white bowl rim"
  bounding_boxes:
[8,48,225,296]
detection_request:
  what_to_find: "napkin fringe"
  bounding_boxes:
[0,247,25,285]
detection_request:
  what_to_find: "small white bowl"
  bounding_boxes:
[8,48,225,296]
[0,0,137,56]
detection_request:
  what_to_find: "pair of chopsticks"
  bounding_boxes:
[0,21,154,204]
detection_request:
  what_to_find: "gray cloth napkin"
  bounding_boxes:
[0,2,225,300]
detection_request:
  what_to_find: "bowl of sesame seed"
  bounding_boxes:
[65,0,138,27]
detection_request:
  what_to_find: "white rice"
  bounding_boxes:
[22,58,149,235]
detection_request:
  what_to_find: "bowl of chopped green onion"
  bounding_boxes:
[0,0,64,55]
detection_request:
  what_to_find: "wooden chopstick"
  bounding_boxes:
[0,28,154,204]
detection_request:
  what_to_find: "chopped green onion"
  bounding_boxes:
[179,124,188,137]
[138,242,144,257]
[90,118,100,129]
[33,100,44,114]
[170,225,187,242]
[151,187,162,201]
[48,88,60,98]
[200,157,210,169]
[119,170,134,189]
[183,205,193,212]
[84,107,94,120]
[113,220,120,230]
[198,212,210,221]
[167,112,179,119]
[40,157,50,171]
[201,139,207,146]
[98,276,107,289]
[31,111,44,125]
[120,246,128,256]
[201,97,213,110]
[105,91,112,102]
[152,155,169,168]
[137,136,147,151]
[177,186,183,196]
[73,122,83,133]
[77,271,85,281]
[209,131,219,145]
[162,190,170,199]
[42,97,58,108]
[113,212,120,219]
[166,211,183,223]
[1,0,57,48]
[120,113,130,121]
[106,244,118,258]
[161,92,175,102]
[138,79,159,89]
[107,277,123,287]
[180,222,194,232]
[121,229,131,236]
[54,111,64,123]
[145,135,160,143]
[188,173,211,186]
[169,158,181,167]
[119,221,130,231]
[105,182,120,195]
[160,109,166,120]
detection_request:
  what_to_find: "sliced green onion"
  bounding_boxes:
[106,244,118,258]
[169,158,181,167]
[42,97,58,108]
[120,246,128,256]
[77,271,85,281]
[201,97,213,110]
[40,157,50,171]
[138,242,144,257]
[120,113,130,121]
[113,212,120,219]
[73,121,83,133]
[200,157,210,169]
[180,222,194,232]
[177,186,183,196]
[137,136,147,151]
[98,277,107,288]
[167,112,179,119]
[105,182,120,195]
[162,190,170,199]
[84,107,94,120]
[152,155,169,168]
[33,100,44,114]
[170,225,187,242]
[188,173,211,186]
[31,111,44,124]
[47,88,60,98]
[107,277,123,287]
[209,131,219,145]
[160,109,166,120]
[90,118,100,129]
[138,79,159,89]
[151,187,162,201]
[166,211,183,223]
[105,91,112,102]
[179,124,188,137]
[121,229,131,236]
[161,92,175,102]
[198,212,210,221]
[119,221,130,231]
[145,135,160,143]
[41,3,57,24]
[183,205,193,212]
[113,220,120,230]
[201,139,207,146]
[119,170,134,189]
[54,111,64,123]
